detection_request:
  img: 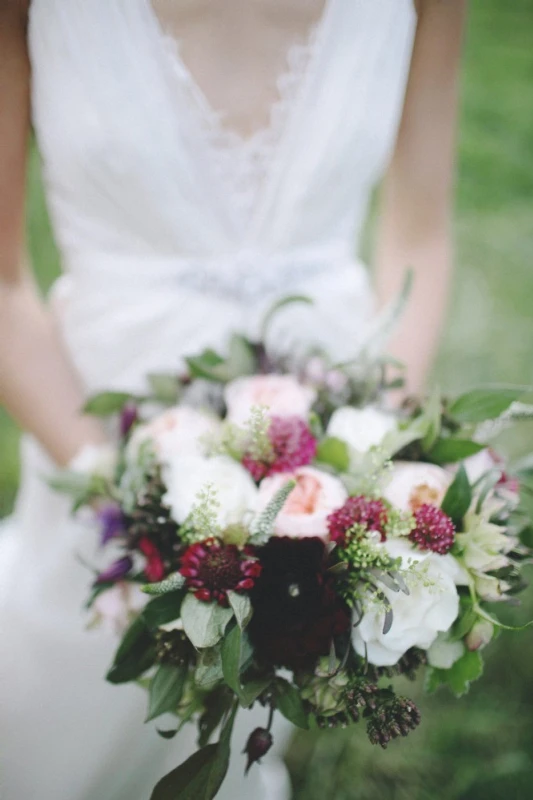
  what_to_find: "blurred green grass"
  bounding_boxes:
[1,0,533,796]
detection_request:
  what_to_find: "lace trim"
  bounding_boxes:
[162,27,319,225]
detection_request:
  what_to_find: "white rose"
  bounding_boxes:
[224,375,316,425]
[164,455,258,528]
[327,406,397,453]
[90,582,147,636]
[384,462,451,513]
[352,539,460,666]
[129,406,220,462]
[255,466,348,539]
[69,443,117,479]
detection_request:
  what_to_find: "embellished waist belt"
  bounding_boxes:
[63,244,362,304]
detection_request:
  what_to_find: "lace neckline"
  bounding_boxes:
[143,0,334,229]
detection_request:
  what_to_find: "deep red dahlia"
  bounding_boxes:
[248,537,350,670]
[327,495,389,546]
[409,504,455,555]
[139,536,166,582]
[243,415,317,481]
[179,538,262,606]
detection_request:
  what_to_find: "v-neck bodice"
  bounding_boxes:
[28,0,416,392]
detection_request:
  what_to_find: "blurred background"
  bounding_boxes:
[1,0,532,797]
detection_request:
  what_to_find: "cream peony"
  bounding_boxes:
[224,374,316,425]
[383,461,451,513]
[327,406,397,453]
[164,455,258,528]
[129,406,220,462]
[90,582,147,636]
[255,465,348,539]
[352,539,460,666]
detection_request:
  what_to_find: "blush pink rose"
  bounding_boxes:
[224,375,316,425]
[256,466,348,539]
[129,406,220,461]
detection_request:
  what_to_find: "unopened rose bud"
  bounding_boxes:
[465,619,494,651]
[244,727,273,775]
[120,403,138,438]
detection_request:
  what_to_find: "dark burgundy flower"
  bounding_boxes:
[179,538,262,606]
[244,727,273,774]
[248,537,350,670]
[139,536,166,582]
[409,504,455,555]
[97,503,125,546]
[243,415,317,481]
[327,495,389,546]
[95,556,133,584]
[119,403,138,438]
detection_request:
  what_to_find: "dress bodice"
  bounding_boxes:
[28,0,416,392]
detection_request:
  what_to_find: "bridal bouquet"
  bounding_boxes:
[55,316,533,799]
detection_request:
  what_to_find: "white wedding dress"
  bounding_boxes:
[0,1,416,798]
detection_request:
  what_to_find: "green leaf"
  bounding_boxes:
[425,650,484,698]
[421,386,442,452]
[221,622,242,697]
[449,597,478,642]
[195,646,224,689]
[106,615,156,684]
[428,438,485,465]
[146,663,188,722]
[147,373,181,405]
[181,595,234,649]
[221,624,255,706]
[143,573,186,596]
[198,688,234,748]
[441,465,472,527]
[449,386,528,424]
[142,591,185,630]
[150,703,238,800]
[273,678,309,729]
[186,349,228,382]
[259,294,314,343]
[225,334,256,378]
[226,591,253,630]
[83,391,135,416]
[315,437,350,472]
[238,676,273,707]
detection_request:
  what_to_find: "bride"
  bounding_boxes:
[0,1,465,798]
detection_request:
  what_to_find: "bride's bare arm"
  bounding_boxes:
[0,4,106,465]
[375,0,467,395]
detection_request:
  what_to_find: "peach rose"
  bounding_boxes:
[224,375,316,425]
[256,466,348,539]
[384,462,451,513]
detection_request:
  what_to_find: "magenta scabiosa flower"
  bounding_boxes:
[243,415,317,481]
[327,496,389,546]
[179,538,262,606]
[138,536,166,582]
[409,504,455,555]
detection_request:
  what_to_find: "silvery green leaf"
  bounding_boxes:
[147,373,181,405]
[143,573,186,596]
[371,569,401,593]
[421,385,442,452]
[260,294,314,343]
[181,594,233,649]
[382,603,394,635]
[249,480,296,545]
[226,591,253,630]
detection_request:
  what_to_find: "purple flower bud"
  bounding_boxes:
[243,727,273,775]
[120,404,138,438]
[96,556,133,584]
[97,503,125,546]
